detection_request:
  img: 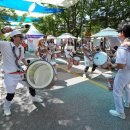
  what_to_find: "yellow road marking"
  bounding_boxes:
[57,65,109,90]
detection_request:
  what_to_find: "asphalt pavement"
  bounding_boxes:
[0,51,130,130]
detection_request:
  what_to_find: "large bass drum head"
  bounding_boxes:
[93,52,108,66]
[26,60,54,89]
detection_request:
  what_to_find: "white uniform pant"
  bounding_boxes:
[4,73,23,93]
[113,69,130,113]
[84,55,92,67]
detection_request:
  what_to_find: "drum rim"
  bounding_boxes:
[26,60,54,89]
[93,52,108,66]
[53,51,61,53]
[73,56,80,60]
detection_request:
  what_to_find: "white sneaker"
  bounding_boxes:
[88,74,93,79]
[3,99,11,116]
[109,110,126,119]
[32,95,43,103]
[4,108,11,116]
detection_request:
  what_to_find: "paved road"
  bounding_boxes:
[0,52,130,130]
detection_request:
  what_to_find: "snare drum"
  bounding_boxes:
[93,52,108,67]
[73,57,80,66]
[52,51,61,58]
[26,60,54,89]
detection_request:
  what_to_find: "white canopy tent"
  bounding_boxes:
[26,0,80,8]
[57,33,77,39]
[47,35,56,40]
[93,37,121,49]
[91,27,121,49]
[107,37,121,48]
[26,25,43,52]
[91,27,119,37]
[26,24,43,35]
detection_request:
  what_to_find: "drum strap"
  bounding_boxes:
[68,54,73,58]
[9,71,26,74]
[83,49,92,60]
[10,43,23,71]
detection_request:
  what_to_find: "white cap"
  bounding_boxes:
[10,30,22,37]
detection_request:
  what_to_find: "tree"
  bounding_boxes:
[34,0,89,37]
[34,0,130,37]
[0,7,17,27]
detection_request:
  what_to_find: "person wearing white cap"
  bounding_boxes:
[0,27,43,116]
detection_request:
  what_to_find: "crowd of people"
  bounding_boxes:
[0,20,130,120]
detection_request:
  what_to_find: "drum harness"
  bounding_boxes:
[9,43,26,75]
[67,49,75,58]
[82,46,92,61]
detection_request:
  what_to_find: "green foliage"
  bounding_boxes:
[1,0,129,38]
[0,7,17,28]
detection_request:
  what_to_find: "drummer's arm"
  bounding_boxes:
[22,58,29,66]
[35,50,39,57]
[116,63,126,69]
[0,27,12,35]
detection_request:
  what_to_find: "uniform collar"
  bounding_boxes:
[10,42,22,48]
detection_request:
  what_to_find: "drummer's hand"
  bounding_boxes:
[1,26,13,34]
[90,58,93,61]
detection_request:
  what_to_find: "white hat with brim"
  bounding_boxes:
[10,30,22,37]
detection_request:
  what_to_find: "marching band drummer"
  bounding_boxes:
[87,46,98,78]
[109,21,130,119]
[81,41,93,76]
[64,38,76,72]
[0,27,43,116]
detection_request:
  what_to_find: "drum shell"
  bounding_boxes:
[73,57,80,66]
[26,60,55,89]
[101,62,108,69]
[93,52,108,66]
[52,51,61,58]
[101,56,111,69]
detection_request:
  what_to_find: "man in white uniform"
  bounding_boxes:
[0,27,43,116]
[109,21,130,119]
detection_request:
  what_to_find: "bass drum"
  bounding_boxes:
[26,60,54,89]
[93,52,108,66]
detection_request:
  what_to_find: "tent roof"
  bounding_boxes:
[47,35,56,39]
[91,27,118,37]
[57,33,77,39]
[26,25,43,36]
[0,0,63,13]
